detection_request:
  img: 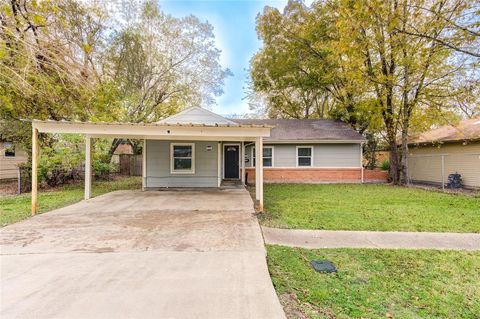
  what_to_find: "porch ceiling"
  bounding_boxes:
[29,119,273,141]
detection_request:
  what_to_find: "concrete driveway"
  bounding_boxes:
[0,189,285,319]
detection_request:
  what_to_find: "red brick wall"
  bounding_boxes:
[245,168,388,184]
[364,169,389,182]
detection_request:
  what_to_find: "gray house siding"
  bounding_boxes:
[145,141,362,188]
[146,140,219,187]
[272,145,296,167]
[245,143,361,168]
[314,144,361,167]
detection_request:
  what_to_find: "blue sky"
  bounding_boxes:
[158,0,294,116]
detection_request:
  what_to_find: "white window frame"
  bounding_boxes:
[296,146,313,167]
[170,143,195,174]
[252,146,274,167]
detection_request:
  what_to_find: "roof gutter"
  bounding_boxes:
[264,139,366,144]
[408,138,480,147]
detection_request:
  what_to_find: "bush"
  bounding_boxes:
[39,135,84,187]
[380,159,390,171]
[92,160,115,180]
[34,135,118,187]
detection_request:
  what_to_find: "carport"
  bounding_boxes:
[29,116,272,214]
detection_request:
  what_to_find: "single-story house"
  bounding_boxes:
[233,119,369,184]
[0,141,27,180]
[408,117,480,188]
[28,107,382,214]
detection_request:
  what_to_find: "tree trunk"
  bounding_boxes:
[388,142,400,184]
[400,131,410,185]
[107,138,123,162]
[400,111,411,185]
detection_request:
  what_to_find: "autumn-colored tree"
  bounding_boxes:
[0,0,122,153]
[0,0,230,158]
[333,0,478,184]
[251,0,479,184]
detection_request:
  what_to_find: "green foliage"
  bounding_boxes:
[34,135,118,186]
[0,0,123,147]
[250,1,339,119]
[259,184,480,232]
[267,246,480,318]
[363,132,380,169]
[0,0,229,151]
[380,160,390,171]
[38,135,84,186]
[107,1,231,122]
[251,0,479,184]
[92,160,115,179]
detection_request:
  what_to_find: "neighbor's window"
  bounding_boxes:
[4,142,15,157]
[297,146,312,167]
[252,146,273,167]
[171,143,195,174]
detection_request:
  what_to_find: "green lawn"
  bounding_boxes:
[259,184,480,232]
[0,176,141,226]
[267,245,480,319]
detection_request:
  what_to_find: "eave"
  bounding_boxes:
[26,119,273,141]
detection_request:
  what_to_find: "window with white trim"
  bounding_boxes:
[297,146,312,167]
[171,143,195,174]
[252,146,273,167]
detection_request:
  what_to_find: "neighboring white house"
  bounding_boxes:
[408,117,480,188]
[0,141,27,180]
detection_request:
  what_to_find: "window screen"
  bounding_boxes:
[297,147,312,166]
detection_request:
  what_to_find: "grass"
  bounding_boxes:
[267,245,480,319]
[258,184,480,233]
[0,176,142,226]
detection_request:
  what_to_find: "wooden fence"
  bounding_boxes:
[119,154,142,176]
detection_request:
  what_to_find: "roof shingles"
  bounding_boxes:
[408,117,480,145]
[232,119,365,142]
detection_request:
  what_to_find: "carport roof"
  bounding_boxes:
[29,119,272,128]
[27,118,273,141]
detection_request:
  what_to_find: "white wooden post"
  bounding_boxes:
[241,142,245,185]
[84,136,92,200]
[31,127,39,215]
[142,139,147,190]
[255,137,263,211]
[217,142,222,187]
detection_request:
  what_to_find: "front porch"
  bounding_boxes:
[143,140,251,189]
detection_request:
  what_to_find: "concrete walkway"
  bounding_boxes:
[1,190,286,319]
[262,227,480,250]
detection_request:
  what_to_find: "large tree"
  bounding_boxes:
[333,0,478,184]
[251,0,479,184]
[250,1,334,119]
[0,0,122,152]
[108,1,231,123]
[0,0,230,156]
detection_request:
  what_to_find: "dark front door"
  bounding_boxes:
[224,145,240,179]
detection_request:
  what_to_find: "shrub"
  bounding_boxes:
[39,135,84,187]
[380,159,390,171]
[92,160,115,180]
